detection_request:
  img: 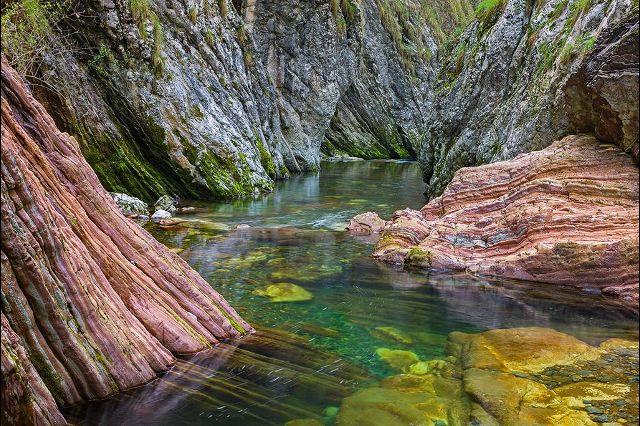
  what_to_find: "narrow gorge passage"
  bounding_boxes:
[1,0,638,424]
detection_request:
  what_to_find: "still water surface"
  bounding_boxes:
[68,160,639,425]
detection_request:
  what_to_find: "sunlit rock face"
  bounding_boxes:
[335,327,639,426]
[0,60,251,424]
[374,135,639,304]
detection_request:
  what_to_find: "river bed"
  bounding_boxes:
[66,160,639,425]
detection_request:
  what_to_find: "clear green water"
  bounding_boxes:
[68,160,639,425]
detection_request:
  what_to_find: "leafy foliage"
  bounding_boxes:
[1,0,74,78]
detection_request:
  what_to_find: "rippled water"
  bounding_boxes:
[68,160,639,425]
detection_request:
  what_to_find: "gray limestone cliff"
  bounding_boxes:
[420,0,638,197]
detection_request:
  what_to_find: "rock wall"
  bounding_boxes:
[373,135,639,304]
[34,0,291,202]
[421,0,639,197]
[250,0,464,165]
[1,59,251,424]
[20,0,477,201]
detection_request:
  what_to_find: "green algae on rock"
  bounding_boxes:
[253,283,313,302]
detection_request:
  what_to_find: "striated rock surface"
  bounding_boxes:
[346,212,388,234]
[374,135,639,303]
[1,60,251,424]
[421,0,639,197]
[109,192,148,217]
[336,327,639,425]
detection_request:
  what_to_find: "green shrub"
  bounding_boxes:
[218,0,228,18]
[475,0,506,30]
[1,0,73,77]
[88,44,117,77]
[204,30,215,47]
[187,7,197,23]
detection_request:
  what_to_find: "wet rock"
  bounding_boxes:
[375,135,639,305]
[337,328,638,426]
[450,327,602,374]
[151,209,172,221]
[109,192,148,217]
[1,60,251,424]
[154,195,177,215]
[375,348,419,371]
[347,212,388,234]
[253,283,313,302]
[236,224,251,229]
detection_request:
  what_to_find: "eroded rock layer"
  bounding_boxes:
[373,134,639,303]
[1,60,251,424]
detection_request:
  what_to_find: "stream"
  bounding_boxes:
[66,160,639,425]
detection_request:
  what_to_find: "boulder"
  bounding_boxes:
[151,209,172,221]
[346,212,388,234]
[375,135,639,305]
[109,192,148,217]
[154,195,177,215]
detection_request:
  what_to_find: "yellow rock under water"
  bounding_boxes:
[450,327,602,373]
[371,326,413,345]
[376,348,420,371]
[252,283,313,302]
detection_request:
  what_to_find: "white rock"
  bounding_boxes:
[151,209,172,221]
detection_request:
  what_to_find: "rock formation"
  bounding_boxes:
[420,0,639,197]
[1,0,482,202]
[346,212,388,234]
[335,327,640,425]
[373,135,639,304]
[1,59,251,424]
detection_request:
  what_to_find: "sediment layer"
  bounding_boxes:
[1,59,251,424]
[373,135,639,303]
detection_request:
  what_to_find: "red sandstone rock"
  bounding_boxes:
[373,135,639,304]
[347,212,389,234]
[1,60,252,424]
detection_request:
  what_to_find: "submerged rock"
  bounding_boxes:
[338,328,639,426]
[253,283,313,302]
[347,212,389,234]
[371,326,413,345]
[0,60,251,424]
[375,348,420,371]
[109,192,148,217]
[375,135,639,305]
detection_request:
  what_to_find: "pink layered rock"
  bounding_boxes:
[1,60,252,423]
[346,212,389,234]
[374,135,639,304]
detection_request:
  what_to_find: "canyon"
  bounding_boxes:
[1,0,639,424]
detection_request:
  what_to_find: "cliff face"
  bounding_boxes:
[1,60,251,424]
[421,0,638,197]
[33,0,289,202]
[20,0,477,201]
[250,0,460,164]
[373,134,639,305]
[4,0,637,202]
